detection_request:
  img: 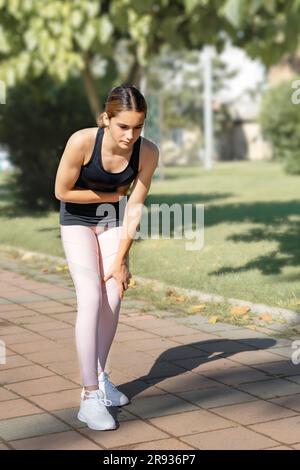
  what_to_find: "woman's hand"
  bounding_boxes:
[103,261,132,300]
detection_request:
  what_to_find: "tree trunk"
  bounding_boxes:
[81,52,101,122]
[126,56,143,87]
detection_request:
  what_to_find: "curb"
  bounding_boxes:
[0,244,299,325]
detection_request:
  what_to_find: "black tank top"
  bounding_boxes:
[75,126,141,192]
[59,127,141,227]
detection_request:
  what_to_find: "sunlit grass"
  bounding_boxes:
[0,160,300,311]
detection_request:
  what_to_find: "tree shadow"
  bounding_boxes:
[0,202,52,218]
[145,192,233,206]
[206,201,300,277]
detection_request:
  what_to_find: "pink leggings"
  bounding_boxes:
[60,224,126,386]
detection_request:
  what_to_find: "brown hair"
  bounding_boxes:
[97,84,147,128]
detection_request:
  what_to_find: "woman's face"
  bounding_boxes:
[104,110,145,149]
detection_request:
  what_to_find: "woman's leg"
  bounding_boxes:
[60,224,103,387]
[96,225,126,374]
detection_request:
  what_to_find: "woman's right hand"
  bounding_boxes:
[103,260,132,300]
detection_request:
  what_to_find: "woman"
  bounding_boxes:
[54,85,159,431]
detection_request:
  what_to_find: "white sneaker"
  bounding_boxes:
[77,388,117,431]
[98,372,130,407]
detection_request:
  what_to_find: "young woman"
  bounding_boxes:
[55,85,159,431]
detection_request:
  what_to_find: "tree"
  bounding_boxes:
[0,74,96,210]
[221,0,300,67]
[0,0,247,119]
[260,78,300,174]
[1,0,300,121]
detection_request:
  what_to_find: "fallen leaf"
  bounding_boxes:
[173,295,186,302]
[166,289,176,297]
[55,265,68,272]
[230,306,250,316]
[128,279,137,288]
[208,315,219,324]
[41,268,48,272]
[190,304,206,313]
[165,289,186,302]
[259,313,273,322]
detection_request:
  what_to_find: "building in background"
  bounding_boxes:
[215,43,272,162]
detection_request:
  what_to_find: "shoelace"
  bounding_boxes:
[81,388,112,407]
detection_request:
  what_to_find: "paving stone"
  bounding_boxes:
[6,376,77,397]
[2,261,300,450]
[51,407,89,428]
[0,442,10,449]
[9,430,103,450]
[147,371,223,393]
[194,339,256,354]
[212,400,297,425]
[144,345,208,362]
[0,398,43,420]
[125,394,198,419]
[269,347,295,359]
[149,409,234,436]
[228,350,287,366]
[238,337,289,349]
[216,329,272,340]
[173,356,239,374]
[181,426,278,450]
[250,416,300,445]
[4,295,49,303]
[0,365,55,385]
[28,388,80,411]
[265,445,293,450]
[80,419,168,448]
[0,388,19,401]
[0,299,13,305]
[200,365,269,385]
[40,292,75,300]
[270,394,300,412]
[285,375,300,385]
[0,413,70,440]
[176,385,256,409]
[1,332,46,345]
[253,360,300,377]
[237,378,300,399]
[8,339,57,355]
[173,332,220,344]
[0,355,32,370]
[117,438,194,450]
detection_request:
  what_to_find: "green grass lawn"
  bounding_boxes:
[0,160,299,312]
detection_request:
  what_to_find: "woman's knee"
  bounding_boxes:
[76,281,102,310]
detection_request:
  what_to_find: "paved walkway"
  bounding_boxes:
[0,258,300,450]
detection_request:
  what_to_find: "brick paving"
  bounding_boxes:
[0,261,300,450]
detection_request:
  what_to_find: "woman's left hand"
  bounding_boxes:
[103,261,132,300]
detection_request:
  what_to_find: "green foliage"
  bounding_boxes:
[222,0,300,66]
[1,0,300,91]
[0,75,95,210]
[260,78,300,174]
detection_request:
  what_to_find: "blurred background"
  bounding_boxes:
[0,0,299,312]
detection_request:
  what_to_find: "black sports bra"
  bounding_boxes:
[75,127,141,193]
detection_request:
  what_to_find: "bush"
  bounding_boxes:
[0,74,95,211]
[259,78,300,174]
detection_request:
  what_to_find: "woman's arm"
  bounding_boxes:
[103,141,159,298]
[115,141,159,264]
[55,130,119,204]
